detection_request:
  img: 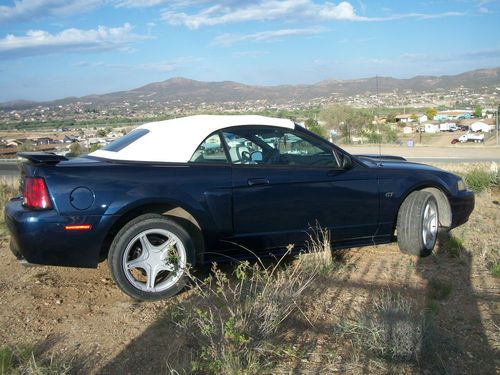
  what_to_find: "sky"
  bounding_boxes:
[0,0,499,102]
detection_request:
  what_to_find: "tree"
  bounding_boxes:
[96,129,107,137]
[474,105,482,118]
[319,104,373,141]
[410,113,419,122]
[304,118,326,137]
[386,112,396,123]
[69,142,82,156]
[426,108,437,121]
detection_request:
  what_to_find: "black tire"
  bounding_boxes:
[397,191,439,257]
[108,214,195,301]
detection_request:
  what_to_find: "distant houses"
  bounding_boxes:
[435,110,473,121]
[394,109,478,124]
[470,121,494,132]
[395,114,427,124]
[63,135,79,143]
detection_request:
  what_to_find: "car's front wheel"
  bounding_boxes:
[108,214,195,301]
[397,191,439,257]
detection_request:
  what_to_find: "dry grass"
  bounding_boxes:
[437,163,500,276]
[168,231,334,374]
[335,291,426,363]
[0,345,72,375]
[0,179,19,235]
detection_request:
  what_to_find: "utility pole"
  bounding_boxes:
[376,75,381,157]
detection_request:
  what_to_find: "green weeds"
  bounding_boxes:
[460,166,499,193]
[489,262,500,278]
[427,279,453,301]
[0,345,71,375]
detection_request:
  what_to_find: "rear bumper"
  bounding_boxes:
[5,198,114,268]
[449,190,475,228]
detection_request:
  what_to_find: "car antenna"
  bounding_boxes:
[376,75,382,165]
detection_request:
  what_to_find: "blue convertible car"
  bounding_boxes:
[5,115,474,300]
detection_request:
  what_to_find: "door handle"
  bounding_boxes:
[247,178,269,186]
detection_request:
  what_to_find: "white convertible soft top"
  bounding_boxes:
[90,115,295,163]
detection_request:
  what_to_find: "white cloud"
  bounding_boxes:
[476,0,493,13]
[212,27,326,47]
[160,0,466,29]
[162,0,316,28]
[75,57,202,72]
[316,1,366,21]
[138,57,203,72]
[336,36,375,44]
[0,0,103,23]
[115,0,167,8]
[400,48,500,63]
[0,23,149,59]
[115,0,214,8]
[232,50,269,58]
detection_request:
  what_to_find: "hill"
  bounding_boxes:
[1,67,499,110]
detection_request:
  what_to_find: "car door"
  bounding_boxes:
[222,126,379,252]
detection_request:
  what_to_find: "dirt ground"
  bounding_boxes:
[0,193,499,374]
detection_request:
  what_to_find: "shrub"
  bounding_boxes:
[384,127,399,143]
[301,226,333,275]
[171,233,333,374]
[462,167,498,193]
[335,291,425,361]
[365,132,383,144]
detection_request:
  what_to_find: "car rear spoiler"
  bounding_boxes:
[17,152,68,165]
[355,154,407,161]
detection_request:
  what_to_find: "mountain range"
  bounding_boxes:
[2,67,499,110]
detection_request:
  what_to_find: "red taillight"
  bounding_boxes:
[23,177,52,210]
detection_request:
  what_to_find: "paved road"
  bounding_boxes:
[404,157,500,164]
[343,145,500,164]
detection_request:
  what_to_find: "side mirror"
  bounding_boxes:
[341,154,353,169]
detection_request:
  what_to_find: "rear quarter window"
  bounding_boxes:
[102,129,149,152]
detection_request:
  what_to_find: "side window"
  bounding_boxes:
[222,131,262,164]
[189,133,228,164]
[222,127,339,168]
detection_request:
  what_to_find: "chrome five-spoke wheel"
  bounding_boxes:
[123,229,186,293]
[108,214,195,300]
[422,200,438,250]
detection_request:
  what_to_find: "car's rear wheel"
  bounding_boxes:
[108,214,194,301]
[397,191,439,257]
